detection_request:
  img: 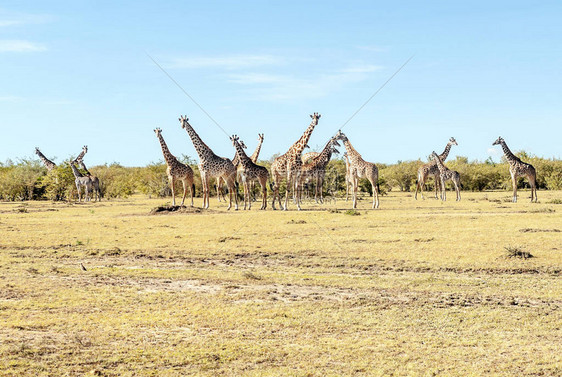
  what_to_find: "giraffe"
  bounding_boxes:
[249,133,265,201]
[301,151,319,164]
[154,128,195,207]
[230,135,269,210]
[73,146,101,202]
[492,136,537,203]
[271,113,321,210]
[414,137,458,200]
[76,158,102,202]
[35,147,56,171]
[69,160,92,202]
[343,152,352,201]
[336,131,379,209]
[431,151,461,201]
[216,140,246,203]
[299,136,340,203]
[179,116,238,210]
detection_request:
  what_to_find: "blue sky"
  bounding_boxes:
[1,1,561,166]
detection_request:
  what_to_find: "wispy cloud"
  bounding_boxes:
[0,95,23,102]
[166,54,284,70]
[227,68,380,101]
[0,11,54,27]
[487,147,499,156]
[0,39,47,52]
[341,64,383,73]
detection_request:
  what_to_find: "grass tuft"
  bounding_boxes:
[504,246,534,259]
[243,271,262,280]
[287,219,307,224]
[344,209,361,216]
[547,199,562,204]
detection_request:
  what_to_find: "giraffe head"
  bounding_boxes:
[178,115,190,129]
[240,140,247,150]
[431,151,439,159]
[154,127,162,137]
[310,112,321,125]
[258,133,264,143]
[449,137,458,146]
[335,130,347,142]
[230,134,240,147]
[492,136,504,146]
[35,147,40,155]
[82,145,88,154]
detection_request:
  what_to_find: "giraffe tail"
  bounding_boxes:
[269,182,275,192]
[192,183,196,194]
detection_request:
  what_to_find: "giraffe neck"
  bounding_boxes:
[500,141,520,165]
[78,160,92,176]
[182,121,214,160]
[157,133,178,166]
[74,149,87,164]
[313,140,336,165]
[233,140,252,166]
[433,154,447,173]
[70,163,84,178]
[439,142,453,162]
[250,138,263,163]
[36,150,56,170]
[343,139,361,160]
[291,120,317,157]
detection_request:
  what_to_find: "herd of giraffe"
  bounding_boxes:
[35,145,101,202]
[35,114,539,209]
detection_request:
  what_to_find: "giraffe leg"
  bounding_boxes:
[511,173,517,203]
[180,179,187,206]
[434,175,440,199]
[169,176,176,206]
[260,177,267,210]
[441,178,446,201]
[283,174,292,211]
[190,180,194,207]
[371,179,379,209]
[202,173,210,209]
[352,176,358,209]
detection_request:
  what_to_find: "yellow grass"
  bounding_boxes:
[0,190,561,376]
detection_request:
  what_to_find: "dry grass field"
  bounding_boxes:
[0,190,561,376]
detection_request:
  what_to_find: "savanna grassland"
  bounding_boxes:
[0,190,561,376]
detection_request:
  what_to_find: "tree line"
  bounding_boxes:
[0,152,560,201]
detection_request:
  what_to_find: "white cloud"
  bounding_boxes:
[487,147,499,156]
[0,11,54,27]
[341,64,383,73]
[0,40,46,52]
[167,54,283,70]
[0,95,23,102]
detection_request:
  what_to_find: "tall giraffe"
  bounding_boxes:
[76,158,102,202]
[271,113,321,210]
[217,140,246,203]
[250,133,264,163]
[248,133,265,201]
[299,136,340,203]
[336,131,379,209]
[154,128,195,207]
[179,116,238,210]
[431,151,461,201]
[69,160,92,202]
[230,135,269,210]
[343,152,352,201]
[493,137,537,202]
[35,148,56,171]
[414,137,458,200]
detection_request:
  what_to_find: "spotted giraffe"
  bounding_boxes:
[493,137,537,202]
[343,152,352,201]
[248,133,265,201]
[336,131,379,209]
[35,147,56,171]
[179,116,238,210]
[230,135,269,210]
[431,151,461,201]
[69,160,92,202]
[76,158,102,202]
[154,128,195,206]
[271,113,321,210]
[217,140,246,203]
[415,137,458,200]
[299,136,340,203]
